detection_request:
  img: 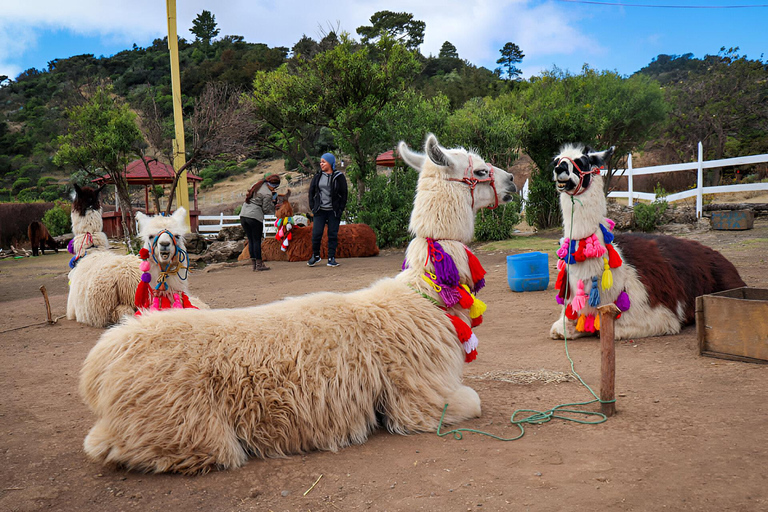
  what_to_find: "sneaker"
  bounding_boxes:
[307,255,321,267]
[327,257,340,267]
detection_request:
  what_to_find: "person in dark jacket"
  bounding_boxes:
[308,153,348,267]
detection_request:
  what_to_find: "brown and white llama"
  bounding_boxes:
[550,144,746,340]
[78,133,517,474]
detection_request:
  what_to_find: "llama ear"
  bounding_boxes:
[588,146,615,166]
[95,184,106,196]
[74,183,83,196]
[171,207,187,223]
[285,189,292,198]
[425,134,452,168]
[398,141,425,171]
[135,211,148,231]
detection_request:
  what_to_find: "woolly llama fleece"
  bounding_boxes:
[79,134,517,474]
[550,144,745,340]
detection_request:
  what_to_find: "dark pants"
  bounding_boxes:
[311,209,341,259]
[240,216,264,260]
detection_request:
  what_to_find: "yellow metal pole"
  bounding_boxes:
[166,0,190,227]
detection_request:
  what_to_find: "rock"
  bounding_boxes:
[183,233,207,254]
[218,225,244,241]
[198,240,244,263]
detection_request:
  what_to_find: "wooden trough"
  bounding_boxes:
[696,287,768,364]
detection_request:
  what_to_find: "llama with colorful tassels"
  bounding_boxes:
[551,144,745,340]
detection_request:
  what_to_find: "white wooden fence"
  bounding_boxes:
[521,142,768,218]
[198,214,278,237]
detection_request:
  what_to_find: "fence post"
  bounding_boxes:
[219,212,224,229]
[696,142,703,218]
[627,152,634,207]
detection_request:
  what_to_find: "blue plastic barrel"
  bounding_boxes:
[507,252,549,292]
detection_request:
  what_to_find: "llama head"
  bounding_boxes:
[136,208,190,269]
[552,144,615,197]
[71,184,106,235]
[276,190,294,219]
[398,133,517,241]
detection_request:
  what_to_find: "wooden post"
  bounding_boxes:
[597,304,621,417]
[39,285,53,324]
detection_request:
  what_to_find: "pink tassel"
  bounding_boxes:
[172,293,183,308]
[150,296,160,311]
[584,314,595,333]
[571,280,587,311]
[556,238,570,259]
[604,218,616,230]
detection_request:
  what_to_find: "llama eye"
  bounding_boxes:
[474,168,489,177]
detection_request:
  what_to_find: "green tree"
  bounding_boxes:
[496,42,524,81]
[499,66,668,228]
[190,10,220,46]
[439,41,459,59]
[356,11,425,52]
[54,87,144,235]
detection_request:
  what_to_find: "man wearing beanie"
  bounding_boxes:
[308,152,348,267]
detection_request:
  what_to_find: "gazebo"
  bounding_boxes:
[376,150,397,168]
[93,158,202,238]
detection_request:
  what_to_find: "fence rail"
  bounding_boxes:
[198,213,280,237]
[521,143,768,218]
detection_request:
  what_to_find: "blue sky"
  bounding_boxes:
[1,1,766,83]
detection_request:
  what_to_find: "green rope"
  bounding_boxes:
[436,194,615,442]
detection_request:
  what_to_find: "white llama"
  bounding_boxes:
[550,144,745,340]
[79,134,517,474]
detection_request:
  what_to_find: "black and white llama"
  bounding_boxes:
[550,144,746,340]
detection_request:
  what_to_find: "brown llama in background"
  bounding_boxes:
[28,221,58,256]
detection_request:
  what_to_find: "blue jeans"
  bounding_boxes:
[311,209,341,259]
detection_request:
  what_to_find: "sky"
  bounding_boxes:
[0,0,766,83]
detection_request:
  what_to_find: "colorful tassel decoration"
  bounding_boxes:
[584,314,595,333]
[589,276,600,307]
[428,239,460,287]
[470,295,487,319]
[601,258,613,290]
[599,223,615,244]
[615,291,631,311]
[555,267,567,291]
[573,238,587,262]
[457,285,474,309]
[606,243,623,268]
[556,238,571,259]
[604,218,616,230]
[556,294,564,305]
[172,293,183,308]
[465,248,487,291]
[447,314,472,342]
[571,280,587,311]
[471,315,483,328]
[576,314,586,332]
[565,303,578,320]
[438,286,461,308]
[594,313,600,331]
[134,248,153,310]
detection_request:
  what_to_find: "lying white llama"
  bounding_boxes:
[66,185,141,327]
[79,134,517,474]
[67,185,203,327]
[550,144,745,340]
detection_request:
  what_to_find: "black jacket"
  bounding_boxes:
[309,170,348,216]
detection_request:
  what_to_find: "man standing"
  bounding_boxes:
[308,153,348,267]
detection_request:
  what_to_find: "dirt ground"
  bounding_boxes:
[2,219,768,512]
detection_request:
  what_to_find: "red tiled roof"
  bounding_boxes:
[93,159,202,185]
[376,150,397,167]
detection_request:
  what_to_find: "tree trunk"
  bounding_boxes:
[114,176,134,238]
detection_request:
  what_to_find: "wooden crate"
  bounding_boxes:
[696,287,768,364]
[710,210,754,230]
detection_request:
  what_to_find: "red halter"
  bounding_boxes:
[556,156,601,196]
[445,155,500,209]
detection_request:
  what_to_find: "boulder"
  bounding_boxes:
[218,225,244,241]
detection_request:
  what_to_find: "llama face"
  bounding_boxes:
[72,184,105,217]
[136,208,189,266]
[399,133,517,212]
[552,145,614,196]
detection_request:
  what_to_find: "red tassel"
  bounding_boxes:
[558,270,571,300]
[160,296,172,309]
[471,315,483,328]
[465,248,486,284]
[447,313,472,342]
[465,349,477,363]
[135,281,150,310]
[181,293,199,310]
[606,244,623,268]
[565,303,578,320]
[573,238,587,262]
[555,267,566,290]
[457,286,474,309]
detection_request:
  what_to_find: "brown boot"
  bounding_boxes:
[255,259,271,271]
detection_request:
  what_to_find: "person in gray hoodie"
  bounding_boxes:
[240,173,280,271]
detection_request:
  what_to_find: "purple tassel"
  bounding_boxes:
[401,259,408,271]
[615,291,631,311]
[474,277,485,293]
[430,240,460,287]
[67,239,75,254]
[438,286,461,308]
[556,294,564,305]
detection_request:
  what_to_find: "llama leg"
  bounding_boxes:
[442,385,482,423]
[550,315,587,339]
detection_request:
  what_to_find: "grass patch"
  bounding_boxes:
[740,238,768,245]
[478,235,560,254]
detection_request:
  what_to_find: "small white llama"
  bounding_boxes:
[550,144,745,340]
[79,134,517,474]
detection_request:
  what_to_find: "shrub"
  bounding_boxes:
[234,205,242,215]
[42,201,72,236]
[525,167,561,230]
[346,167,418,248]
[16,187,40,202]
[474,196,523,241]
[633,184,668,232]
[12,177,32,193]
[40,184,65,202]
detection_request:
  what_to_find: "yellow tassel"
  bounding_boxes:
[576,314,586,332]
[601,257,613,290]
[470,296,487,318]
[594,313,600,331]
